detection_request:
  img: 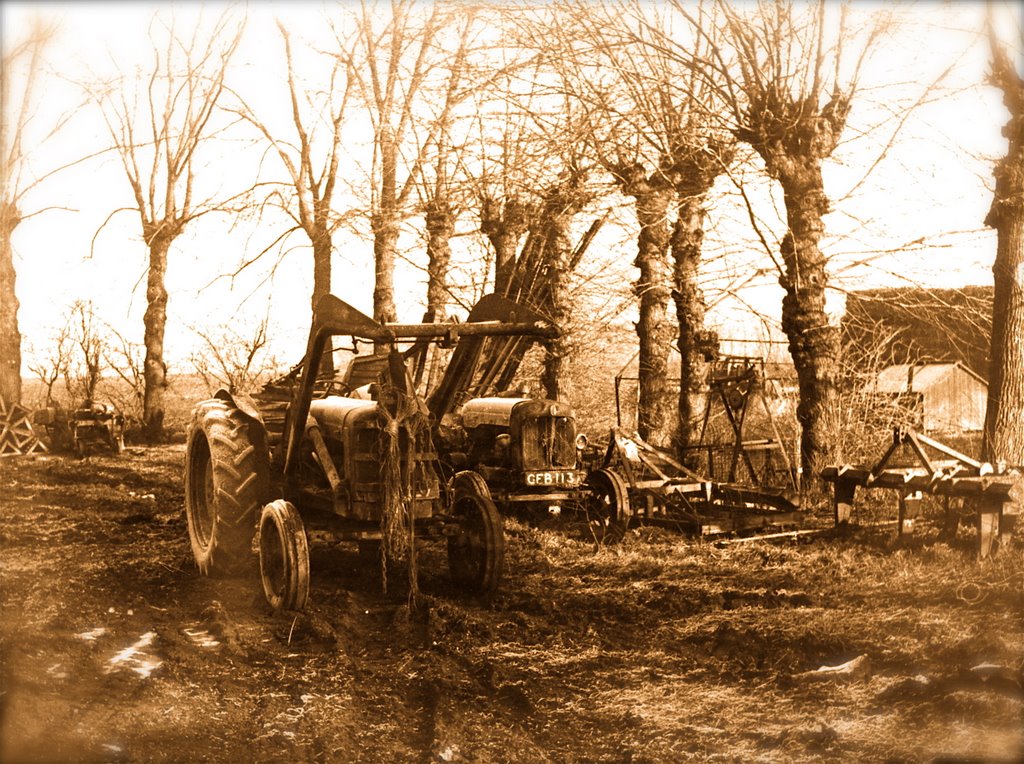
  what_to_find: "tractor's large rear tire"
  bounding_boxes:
[448,485,504,595]
[185,399,269,576]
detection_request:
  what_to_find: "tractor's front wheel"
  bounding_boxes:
[585,468,630,544]
[449,470,492,502]
[184,399,268,576]
[257,500,310,612]
[447,485,504,595]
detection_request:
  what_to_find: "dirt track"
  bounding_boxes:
[1,446,1022,762]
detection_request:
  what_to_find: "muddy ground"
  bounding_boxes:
[1,446,1022,763]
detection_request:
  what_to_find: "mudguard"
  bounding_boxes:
[214,388,265,426]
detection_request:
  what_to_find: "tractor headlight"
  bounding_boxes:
[575,433,589,451]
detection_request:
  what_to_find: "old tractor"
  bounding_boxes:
[183,293,555,611]
[71,400,125,456]
[424,298,624,537]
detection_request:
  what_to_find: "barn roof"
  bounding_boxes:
[842,286,992,380]
[873,362,988,393]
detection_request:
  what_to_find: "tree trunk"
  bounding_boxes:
[424,198,454,393]
[537,193,577,402]
[373,128,399,324]
[370,210,397,323]
[635,194,675,448]
[776,169,839,480]
[982,43,1024,465]
[0,202,21,407]
[142,235,171,440]
[737,83,850,488]
[425,199,453,321]
[311,227,334,376]
[372,215,398,324]
[671,194,713,456]
[615,165,675,448]
[481,197,530,296]
[311,230,332,312]
[540,240,571,402]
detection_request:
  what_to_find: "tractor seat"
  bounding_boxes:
[341,353,390,391]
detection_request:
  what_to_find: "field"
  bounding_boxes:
[1,446,1022,763]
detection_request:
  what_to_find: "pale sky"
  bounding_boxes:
[2,1,1017,376]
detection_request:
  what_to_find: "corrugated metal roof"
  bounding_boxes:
[873,362,986,393]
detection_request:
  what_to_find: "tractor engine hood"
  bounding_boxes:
[460,397,575,428]
[309,397,378,437]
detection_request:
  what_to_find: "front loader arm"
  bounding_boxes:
[426,294,556,422]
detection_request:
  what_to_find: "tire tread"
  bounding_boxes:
[185,398,269,575]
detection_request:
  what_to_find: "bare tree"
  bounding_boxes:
[66,300,105,403]
[542,0,734,450]
[28,300,107,407]
[1,21,69,406]
[456,24,601,399]
[472,72,540,297]
[104,325,146,428]
[26,321,73,407]
[230,20,354,374]
[343,0,458,323]
[93,11,242,439]
[414,8,481,325]
[527,165,593,400]
[982,20,1024,465]
[407,13,487,393]
[676,0,884,477]
[190,316,275,396]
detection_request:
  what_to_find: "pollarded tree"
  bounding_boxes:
[459,26,599,400]
[680,0,885,477]
[519,163,593,401]
[343,0,460,324]
[412,7,482,324]
[470,67,540,298]
[230,20,354,374]
[93,11,242,439]
[544,0,735,451]
[982,20,1024,465]
[1,21,69,407]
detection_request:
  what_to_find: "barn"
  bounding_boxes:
[871,362,988,433]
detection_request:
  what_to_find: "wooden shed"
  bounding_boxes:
[870,362,988,433]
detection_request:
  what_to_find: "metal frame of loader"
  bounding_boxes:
[595,428,803,538]
[822,427,1022,558]
[184,293,556,611]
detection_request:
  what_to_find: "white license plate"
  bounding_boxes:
[524,471,581,487]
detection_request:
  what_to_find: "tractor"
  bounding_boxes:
[423,299,628,537]
[183,293,556,611]
[71,400,125,456]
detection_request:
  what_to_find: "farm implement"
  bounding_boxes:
[822,427,1022,557]
[589,428,803,540]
